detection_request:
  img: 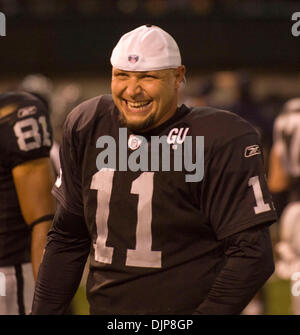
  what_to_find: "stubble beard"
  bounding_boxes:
[118,111,155,132]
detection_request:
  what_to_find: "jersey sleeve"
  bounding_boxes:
[1,96,53,168]
[200,132,277,240]
[52,96,104,216]
[52,111,84,216]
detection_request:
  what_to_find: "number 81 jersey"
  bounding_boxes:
[0,92,52,266]
[53,95,277,314]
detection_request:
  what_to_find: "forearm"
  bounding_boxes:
[32,232,90,314]
[31,220,53,280]
[32,205,91,315]
[194,225,275,315]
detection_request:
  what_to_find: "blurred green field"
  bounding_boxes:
[71,285,90,315]
[265,277,292,315]
[70,276,294,315]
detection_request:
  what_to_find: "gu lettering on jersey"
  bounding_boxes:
[95,127,204,182]
[166,127,189,149]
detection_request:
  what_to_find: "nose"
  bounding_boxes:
[125,77,143,98]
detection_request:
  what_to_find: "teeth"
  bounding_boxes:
[127,101,150,108]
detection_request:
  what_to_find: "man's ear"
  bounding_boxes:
[174,65,186,89]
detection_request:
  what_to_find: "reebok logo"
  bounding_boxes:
[17,106,37,118]
[244,145,261,158]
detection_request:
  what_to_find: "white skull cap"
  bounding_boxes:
[110,24,182,71]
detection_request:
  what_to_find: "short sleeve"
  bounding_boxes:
[52,113,84,216]
[0,97,53,168]
[201,132,277,240]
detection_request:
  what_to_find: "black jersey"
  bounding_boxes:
[0,92,53,266]
[273,108,300,201]
[53,95,276,314]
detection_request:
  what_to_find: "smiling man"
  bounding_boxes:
[110,24,185,132]
[32,25,276,315]
[112,67,185,131]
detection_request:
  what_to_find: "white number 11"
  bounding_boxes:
[91,169,162,268]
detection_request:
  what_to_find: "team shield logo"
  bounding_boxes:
[128,134,142,150]
[128,55,139,63]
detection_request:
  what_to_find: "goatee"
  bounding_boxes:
[118,112,155,132]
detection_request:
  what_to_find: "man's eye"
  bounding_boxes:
[144,75,156,79]
[115,73,128,77]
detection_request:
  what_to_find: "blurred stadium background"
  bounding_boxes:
[1,0,300,315]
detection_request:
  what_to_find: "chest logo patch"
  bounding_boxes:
[128,134,143,150]
[244,145,261,158]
